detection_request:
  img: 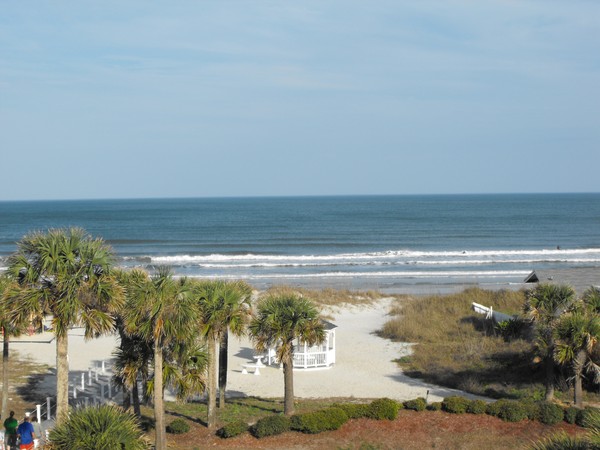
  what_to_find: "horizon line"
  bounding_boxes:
[1,191,599,203]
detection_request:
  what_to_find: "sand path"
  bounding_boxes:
[11,298,481,403]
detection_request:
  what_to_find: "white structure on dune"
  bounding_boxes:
[267,320,337,370]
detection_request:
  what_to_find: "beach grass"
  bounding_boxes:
[379,288,544,399]
[262,286,385,308]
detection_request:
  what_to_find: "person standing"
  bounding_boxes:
[3,411,18,450]
[16,416,35,450]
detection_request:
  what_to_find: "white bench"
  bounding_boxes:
[241,364,261,375]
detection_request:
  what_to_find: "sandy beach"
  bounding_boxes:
[11,297,484,404]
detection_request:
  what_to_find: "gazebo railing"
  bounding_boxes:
[293,350,330,368]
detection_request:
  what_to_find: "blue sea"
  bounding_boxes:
[1,194,599,293]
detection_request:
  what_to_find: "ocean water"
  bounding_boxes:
[1,194,599,292]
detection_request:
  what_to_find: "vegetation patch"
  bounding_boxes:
[251,415,291,438]
[166,418,190,434]
[216,420,248,439]
[379,288,542,399]
[403,397,427,412]
[366,398,400,420]
[290,407,348,434]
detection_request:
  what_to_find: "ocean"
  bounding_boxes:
[1,194,599,293]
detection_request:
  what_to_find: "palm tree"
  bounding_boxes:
[217,281,252,409]
[0,275,27,420]
[553,310,600,408]
[4,228,124,423]
[124,267,198,450]
[583,286,600,314]
[248,292,325,415]
[524,283,576,401]
[195,280,251,429]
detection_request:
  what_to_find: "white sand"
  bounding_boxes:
[10,298,482,403]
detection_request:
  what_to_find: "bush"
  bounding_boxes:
[486,399,528,422]
[536,402,564,425]
[576,407,600,428]
[251,415,291,438]
[216,420,248,439]
[166,418,189,434]
[333,403,370,419]
[442,396,471,414]
[403,397,427,412]
[367,398,400,420]
[47,404,148,450]
[466,400,487,415]
[427,402,442,411]
[290,407,348,434]
[564,407,578,424]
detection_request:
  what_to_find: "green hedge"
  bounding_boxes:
[442,396,471,414]
[427,402,442,411]
[564,407,578,424]
[290,407,348,434]
[367,398,400,420]
[166,418,189,434]
[251,415,291,438]
[536,402,564,425]
[403,397,427,412]
[466,400,487,415]
[216,420,248,439]
[333,403,370,419]
[486,399,528,422]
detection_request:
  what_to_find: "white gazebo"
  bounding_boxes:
[266,320,337,370]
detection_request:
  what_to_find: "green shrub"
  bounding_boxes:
[367,398,400,420]
[486,399,528,422]
[334,403,370,419]
[576,407,600,428]
[290,407,348,434]
[536,402,564,425]
[427,402,442,411]
[166,418,190,434]
[564,407,578,424]
[251,415,291,438]
[403,397,427,412]
[442,396,471,414]
[466,400,487,415]
[47,404,148,450]
[216,420,248,439]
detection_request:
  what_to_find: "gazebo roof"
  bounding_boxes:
[321,319,337,331]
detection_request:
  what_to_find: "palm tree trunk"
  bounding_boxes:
[207,334,218,429]
[218,331,228,409]
[544,355,555,401]
[283,354,295,416]
[574,350,586,408]
[56,333,69,424]
[1,332,9,420]
[132,379,141,417]
[154,340,166,450]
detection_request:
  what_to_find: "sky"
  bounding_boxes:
[1,1,599,201]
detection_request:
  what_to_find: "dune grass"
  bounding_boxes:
[379,288,543,399]
[263,286,385,308]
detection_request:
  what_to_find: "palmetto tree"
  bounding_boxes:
[124,267,198,450]
[0,274,28,420]
[553,311,600,408]
[582,286,600,314]
[4,228,124,423]
[248,293,325,415]
[194,280,251,428]
[524,283,576,401]
[48,404,150,450]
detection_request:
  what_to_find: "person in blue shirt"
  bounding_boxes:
[16,416,35,450]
